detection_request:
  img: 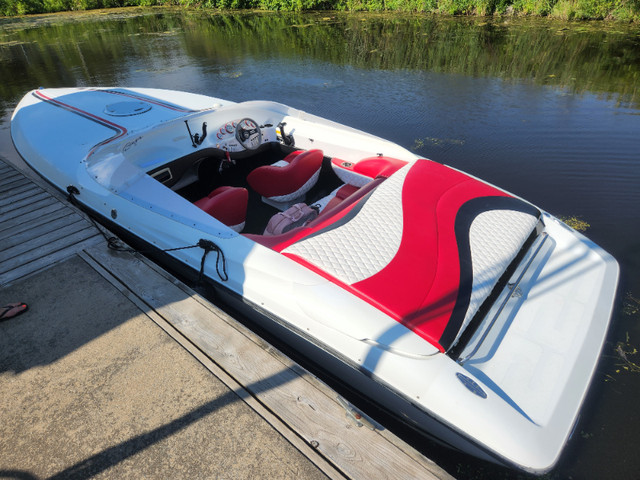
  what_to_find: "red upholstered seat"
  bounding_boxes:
[267,160,540,352]
[195,186,248,232]
[247,149,324,204]
[331,156,407,187]
[321,183,360,213]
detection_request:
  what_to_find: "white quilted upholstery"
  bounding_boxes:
[283,165,410,284]
[229,221,245,233]
[455,209,539,343]
[331,163,373,188]
[284,162,537,344]
[311,185,342,213]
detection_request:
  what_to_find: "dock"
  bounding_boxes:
[0,157,454,480]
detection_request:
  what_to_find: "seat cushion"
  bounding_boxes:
[195,186,248,231]
[331,156,407,187]
[280,160,541,351]
[247,149,323,201]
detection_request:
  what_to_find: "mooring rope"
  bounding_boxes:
[66,186,228,283]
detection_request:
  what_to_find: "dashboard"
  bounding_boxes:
[211,118,277,153]
[148,117,286,190]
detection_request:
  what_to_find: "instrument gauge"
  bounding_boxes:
[225,123,235,134]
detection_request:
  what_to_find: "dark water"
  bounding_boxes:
[1,8,639,479]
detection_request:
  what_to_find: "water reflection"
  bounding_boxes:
[1,10,640,113]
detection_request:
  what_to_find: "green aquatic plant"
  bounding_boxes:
[623,291,640,317]
[614,331,640,374]
[606,294,640,379]
[0,0,638,19]
[411,136,465,151]
[558,215,590,232]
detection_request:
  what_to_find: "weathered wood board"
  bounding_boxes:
[82,245,454,480]
[0,159,103,286]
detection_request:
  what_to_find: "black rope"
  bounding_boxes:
[66,186,228,283]
[196,238,228,283]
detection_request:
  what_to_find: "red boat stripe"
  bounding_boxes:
[94,89,198,113]
[33,90,127,157]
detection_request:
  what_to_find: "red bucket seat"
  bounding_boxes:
[195,186,248,232]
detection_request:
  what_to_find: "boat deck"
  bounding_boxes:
[0,157,453,479]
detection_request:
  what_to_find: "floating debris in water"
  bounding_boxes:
[411,137,465,151]
[612,330,640,375]
[604,294,639,382]
[221,71,243,79]
[623,292,640,317]
[558,215,590,232]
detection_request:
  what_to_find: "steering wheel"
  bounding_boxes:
[235,118,262,150]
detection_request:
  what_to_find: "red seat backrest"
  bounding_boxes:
[247,149,324,198]
[195,186,248,227]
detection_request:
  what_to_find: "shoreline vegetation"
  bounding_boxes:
[1,8,638,109]
[1,0,639,21]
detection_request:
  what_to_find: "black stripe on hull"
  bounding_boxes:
[440,196,541,351]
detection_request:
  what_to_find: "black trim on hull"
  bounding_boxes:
[439,196,542,352]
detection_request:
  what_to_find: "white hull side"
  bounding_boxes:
[10,87,619,473]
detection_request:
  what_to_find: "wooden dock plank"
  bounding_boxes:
[0,170,23,187]
[0,225,100,274]
[0,176,31,194]
[0,217,91,257]
[0,196,59,224]
[0,190,50,215]
[0,160,105,287]
[0,208,76,243]
[0,209,79,247]
[83,245,454,480]
[0,201,67,235]
[0,234,104,286]
[0,183,40,208]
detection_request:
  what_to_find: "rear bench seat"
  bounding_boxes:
[248,158,541,351]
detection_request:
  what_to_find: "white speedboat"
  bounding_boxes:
[11,87,619,473]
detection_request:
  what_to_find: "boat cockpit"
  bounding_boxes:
[146,128,407,238]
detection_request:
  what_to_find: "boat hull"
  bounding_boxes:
[11,87,619,473]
